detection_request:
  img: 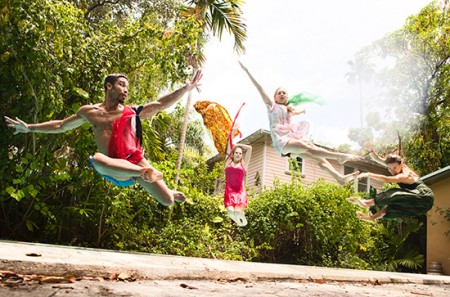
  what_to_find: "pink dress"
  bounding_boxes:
[224,163,248,208]
[267,103,309,155]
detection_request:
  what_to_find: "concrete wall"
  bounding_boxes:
[427,178,450,275]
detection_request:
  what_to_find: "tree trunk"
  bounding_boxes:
[174,89,193,185]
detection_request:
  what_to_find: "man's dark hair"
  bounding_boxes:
[104,73,128,91]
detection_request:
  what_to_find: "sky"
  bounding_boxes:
[187,0,433,153]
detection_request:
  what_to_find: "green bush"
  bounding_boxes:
[242,178,375,269]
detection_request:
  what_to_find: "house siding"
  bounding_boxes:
[263,144,291,188]
[245,141,264,190]
[303,159,340,184]
[425,176,450,275]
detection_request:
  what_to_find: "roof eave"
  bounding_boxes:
[421,166,450,185]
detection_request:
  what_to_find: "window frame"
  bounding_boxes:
[344,165,370,193]
[285,156,305,177]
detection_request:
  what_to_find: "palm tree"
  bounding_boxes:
[174,0,247,184]
[345,56,375,127]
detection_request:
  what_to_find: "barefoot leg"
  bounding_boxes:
[173,191,186,203]
[226,206,239,224]
[140,167,163,183]
[338,154,363,165]
[336,171,359,185]
[235,210,248,226]
[346,197,369,209]
[137,178,178,206]
[356,211,374,221]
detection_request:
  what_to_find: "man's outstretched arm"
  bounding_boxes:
[5,113,86,134]
[139,69,203,119]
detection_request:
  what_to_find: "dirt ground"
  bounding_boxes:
[1,277,449,297]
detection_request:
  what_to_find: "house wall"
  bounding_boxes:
[426,178,450,275]
[261,144,292,188]
[245,141,265,190]
[303,159,341,184]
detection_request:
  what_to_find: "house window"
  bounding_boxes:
[357,171,369,193]
[344,166,369,192]
[286,156,304,175]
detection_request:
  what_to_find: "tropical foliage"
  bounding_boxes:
[347,2,449,175]
[0,0,203,241]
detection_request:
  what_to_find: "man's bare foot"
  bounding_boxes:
[338,154,362,165]
[173,191,186,203]
[356,211,374,222]
[346,197,369,209]
[140,167,163,183]
[338,171,359,185]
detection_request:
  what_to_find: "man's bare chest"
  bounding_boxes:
[86,108,123,130]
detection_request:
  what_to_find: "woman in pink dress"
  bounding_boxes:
[224,137,252,226]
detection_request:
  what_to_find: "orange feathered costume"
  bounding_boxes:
[194,100,241,157]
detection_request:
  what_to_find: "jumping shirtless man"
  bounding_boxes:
[5,70,203,206]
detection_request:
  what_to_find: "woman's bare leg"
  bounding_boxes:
[283,139,361,164]
[346,197,375,209]
[299,152,359,184]
[234,206,247,226]
[226,206,247,226]
[226,206,237,221]
[356,209,386,221]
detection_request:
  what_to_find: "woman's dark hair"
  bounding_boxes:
[104,73,128,91]
[385,154,402,165]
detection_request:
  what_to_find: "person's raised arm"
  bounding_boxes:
[357,171,416,184]
[363,141,386,167]
[139,69,203,119]
[237,143,252,170]
[238,61,273,107]
[225,124,239,167]
[5,110,87,135]
[289,106,306,116]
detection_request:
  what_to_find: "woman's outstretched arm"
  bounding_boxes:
[238,61,273,107]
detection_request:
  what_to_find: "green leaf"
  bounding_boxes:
[71,102,82,114]
[81,122,91,130]
[73,87,89,99]
[25,219,38,232]
[28,185,39,198]
[15,165,24,173]
[6,186,15,195]
[212,216,223,223]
